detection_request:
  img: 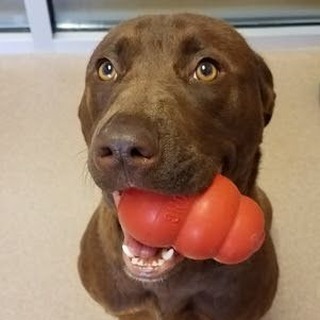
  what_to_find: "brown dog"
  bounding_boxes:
[78,14,278,320]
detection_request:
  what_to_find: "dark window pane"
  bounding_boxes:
[0,0,29,31]
[50,0,320,31]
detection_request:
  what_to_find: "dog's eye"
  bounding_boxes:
[193,59,218,82]
[98,59,118,81]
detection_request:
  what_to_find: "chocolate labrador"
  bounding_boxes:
[78,13,278,320]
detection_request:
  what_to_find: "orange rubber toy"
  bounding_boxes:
[118,174,265,264]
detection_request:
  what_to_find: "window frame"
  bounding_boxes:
[0,0,319,53]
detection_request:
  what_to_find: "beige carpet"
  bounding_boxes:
[0,48,319,320]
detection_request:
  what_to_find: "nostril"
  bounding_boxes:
[93,132,157,171]
[99,146,113,158]
[130,147,142,158]
[130,147,153,159]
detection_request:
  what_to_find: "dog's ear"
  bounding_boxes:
[78,88,94,146]
[255,54,276,126]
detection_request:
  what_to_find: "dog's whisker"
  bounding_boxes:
[76,148,87,156]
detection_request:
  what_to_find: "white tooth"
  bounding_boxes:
[132,258,139,265]
[152,260,158,267]
[122,244,134,258]
[112,191,121,208]
[161,248,175,261]
[137,259,144,266]
[158,259,165,266]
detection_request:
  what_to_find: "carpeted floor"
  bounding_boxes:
[0,48,319,320]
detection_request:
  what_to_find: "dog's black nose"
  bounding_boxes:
[93,115,158,172]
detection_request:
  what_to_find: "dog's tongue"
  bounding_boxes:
[124,232,158,258]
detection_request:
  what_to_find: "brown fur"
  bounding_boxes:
[78,14,278,320]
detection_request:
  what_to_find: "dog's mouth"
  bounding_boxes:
[112,191,184,282]
[122,232,184,281]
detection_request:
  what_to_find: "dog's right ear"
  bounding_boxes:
[78,88,94,146]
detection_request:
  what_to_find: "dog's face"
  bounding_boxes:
[79,14,275,281]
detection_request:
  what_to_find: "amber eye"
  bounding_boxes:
[98,59,117,81]
[193,59,218,82]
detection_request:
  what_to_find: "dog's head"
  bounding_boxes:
[79,14,275,281]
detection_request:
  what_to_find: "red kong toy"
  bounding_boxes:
[118,174,265,264]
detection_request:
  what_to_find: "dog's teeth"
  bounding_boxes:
[137,259,144,266]
[157,259,165,266]
[161,248,175,261]
[150,259,165,267]
[130,256,167,268]
[122,244,134,258]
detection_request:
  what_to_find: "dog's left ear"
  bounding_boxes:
[255,54,276,126]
